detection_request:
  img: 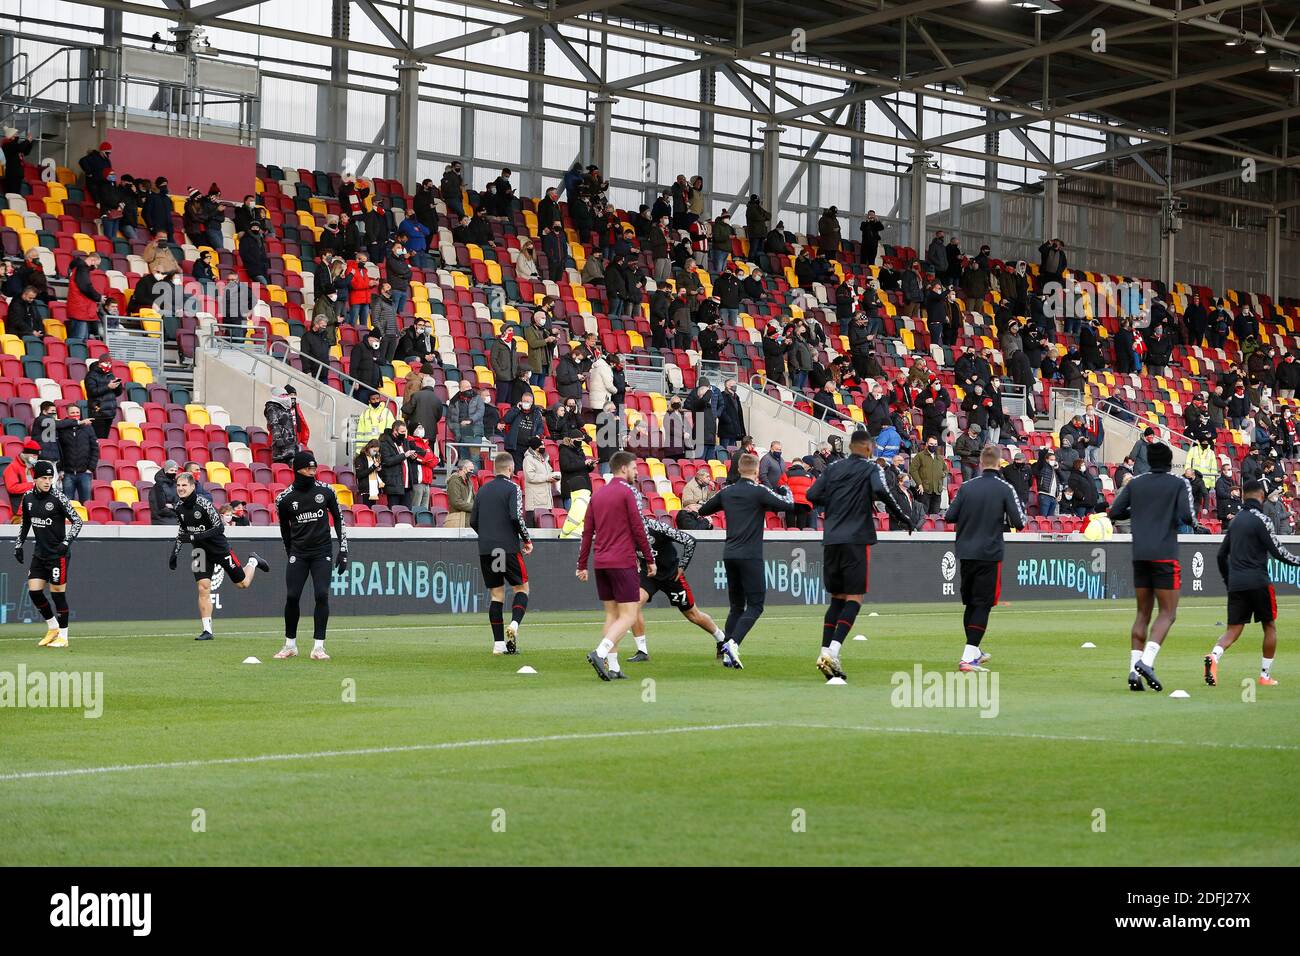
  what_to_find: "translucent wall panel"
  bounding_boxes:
[658,141,698,185]
[260,136,316,172]
[543,121,580,174]
[713,149,750,200]
[260,77,317,135]
[417,100,461,157]
[475,111,521,166]
[610,132,645,185]
[820,166,850,213]
[347,90,387,143]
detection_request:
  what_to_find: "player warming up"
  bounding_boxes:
[14,461,81,647]
[1206,480,1300,688]
[170,470,270,641]
[627,517,727,662]
[698,452,796,670]
[470,452,533,655]
[273,450,347,661]
[1106,441,1193,691]
[944,445,1026,672]
[578,451,655,680]
[805,430,912,681]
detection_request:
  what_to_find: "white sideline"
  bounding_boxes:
[0,722,773,782]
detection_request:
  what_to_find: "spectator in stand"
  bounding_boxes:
[349,330,385,403]
[557,429,594,509]
[709,211,733,274]
[593,401,622,475]
[370,279,400,364]
[2,129,35,195]
[83,353,121,440]
[1034,448,1060,517]
[378,420,416,507]
[915,378,949,444]
[542,221,568,282]
[440,162,465,219]
[909,436,947,515]
[587,348,616,413]
[521,438,555,525]
[354,439,383,507]
[446,380,485,446]
[716,379,745,449]
[65,253,103,341]
[6,284,43,337]
[1081,406,1105,467]
[1184,293,1208,346]
[1002,451,1032,508]
[342,251,374,326]
[1227,381,1250,430]
[402,373,443,450]
[238,222,270,284]
[441,457,475,528]
[4,438,38,511]
[489,328,522,405]
[502,392,544,471]
[859,210,884,266]
[1038,237,1067,290]
[680,469,717,512]
[923,279,947,348]
[299,313,333,383]
[148,460,182,524]
[943,236,962,286]
[1207,299,1232,350]
[1128,426,1158,475]
[56,406,98,503]
[954,423,983,481]
[686,385,719,461]
[758,442,785,491]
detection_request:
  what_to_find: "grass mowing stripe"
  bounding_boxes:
[0,722,773,782]
[784,722,1300,752]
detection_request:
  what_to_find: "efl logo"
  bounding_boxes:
[49,886,151,936]
[1192,551,1204,592]
[940,551,957,596]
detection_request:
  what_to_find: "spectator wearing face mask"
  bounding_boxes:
[1033,449,1060,516]
[4,438,39,511]
[446,381,485,445]
[370,280,401,364]
[354,439,384,507]
[909,437,947,514]
[148,459,182,524]
[523,312,558,388]
[407,423,439,512]
[354,392,395,455]
[349,329,385,401]
[557,428,594,509]
[378,420,417,507]
[490,328,522,405]
[445,458,476,528]
[502,393,544,471]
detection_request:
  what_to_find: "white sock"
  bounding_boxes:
[607,651,620,672]
[712,628,725,643]
[58,626,68,639]
[596,637,613,659]
[829,639,842,658]
[964,643,981,663]
[202,616,213,633]
[1262,657,1273,678]
[1130,649,1142,670]
[634,635,647,653]
[44,616,57,628]
[314,639,325,652]
[285,637,297,650]
[1211,645,1224,662]
[1141,641,1160,667]
[492,640,506,653]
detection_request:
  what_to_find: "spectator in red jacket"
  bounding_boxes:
[4,438,39,510]
[66,252,103,341]
[784,460,815,529]
[344,251,374,326]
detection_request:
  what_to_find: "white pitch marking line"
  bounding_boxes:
[784,722,1300,752]
[0,722,774,782]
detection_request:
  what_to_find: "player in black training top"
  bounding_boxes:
[273,450,347,661]
[169,469,269,641]
[626,517,728,662]
[14,460,82,647]
[1205,480,1300,688]
[805,429,912,682]
[470,452,533,655]
[698,451,797,670]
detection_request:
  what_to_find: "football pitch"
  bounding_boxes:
[1,597,1295,866]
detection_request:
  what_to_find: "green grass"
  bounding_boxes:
[1,597,1296,866]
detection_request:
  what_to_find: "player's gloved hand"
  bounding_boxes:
[335,547,349,573]
[13,545,23,564]
[168,543,180,571]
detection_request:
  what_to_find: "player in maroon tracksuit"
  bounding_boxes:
[577,450,654,680]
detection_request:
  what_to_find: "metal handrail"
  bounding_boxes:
[1095,396,1192,450]
[200,327,341,440]
[747,372,861,432]
[268,337,381,405]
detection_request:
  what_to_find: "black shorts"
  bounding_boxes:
[29,554,70,586]
[823,543,870,595]
[1228,586,1277,626]
[193,545,246,584]
[641,569,695,611]
[960,559,1001,607]
[480,551,527,589]
[1133,559,1181,591]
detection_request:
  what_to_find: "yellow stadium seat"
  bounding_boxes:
[17,230,38,253]
[414,300,431,319]
[184,404,211,426]
[1,335,25,357]
[309,198,328,217]
[466,244,484,262]
[71,501,88,522]
[268,318,290,338]
[127,361,153,385]
[485,260,502,284]
[111,480,139,504]
[56,166,75,185]
[43,319,67,340]
[267,285,288,305]
[44,200,63,217]
[115,422,143,444]
[648,393,666,414]
[205,462,232,486]
[709,459,728,480]
[412,283,429,302]
[282,254,301,274]
[475,366,494,387]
